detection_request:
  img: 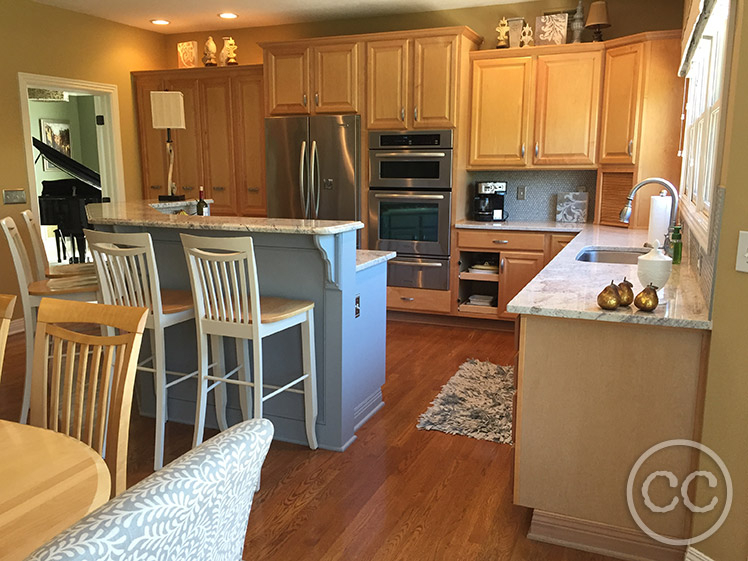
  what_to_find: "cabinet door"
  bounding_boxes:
[534,52,602,166]
[313,42,359,114]
[163,77,203,197]
[134,75,168,198]
[548,234,576,261]
[232,70,267,216]
[469,57,532,167]
[265,46,310,115]
[200,76,236,215]
[600,44,643,165]
[412,35,457,129]
[366,39,409,130]
[498,251,545,319]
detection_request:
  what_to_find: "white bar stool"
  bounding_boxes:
[180,233,318,449]
[1,217,98,423]
[84,229,197,470]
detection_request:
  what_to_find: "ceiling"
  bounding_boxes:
[32,0,537,34]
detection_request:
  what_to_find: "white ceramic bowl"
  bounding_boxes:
[637,256,672,289]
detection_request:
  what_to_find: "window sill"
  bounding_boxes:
[679,195,710,251]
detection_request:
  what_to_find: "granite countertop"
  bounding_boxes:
[87,201,364,235]
[456,220,586,233]
[507,225,711,330]
[356,250,396,272]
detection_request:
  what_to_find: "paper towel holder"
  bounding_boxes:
[619,177,679,255]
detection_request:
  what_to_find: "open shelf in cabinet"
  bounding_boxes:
[457,250,500,317]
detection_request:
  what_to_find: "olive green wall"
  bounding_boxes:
[0,0,166,316]
[163,0,683,66]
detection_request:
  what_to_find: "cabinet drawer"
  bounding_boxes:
[457,230,545,251]
[387,286,451,314]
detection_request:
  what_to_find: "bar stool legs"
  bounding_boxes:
[301,309,318,450]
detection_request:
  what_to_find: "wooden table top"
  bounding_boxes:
[0,420,110,561]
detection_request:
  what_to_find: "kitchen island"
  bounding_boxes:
[508,225,711,561]
[87,201,395,451]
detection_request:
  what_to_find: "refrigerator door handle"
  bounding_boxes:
[311,140,321,218]
[299,140,309,218]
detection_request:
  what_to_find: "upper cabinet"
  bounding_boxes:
[366,39,410,129]
[263,41,361,116]
[412,35,459,129]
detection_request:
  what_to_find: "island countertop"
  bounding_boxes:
[507,224,711,330]
[87,201,364,235]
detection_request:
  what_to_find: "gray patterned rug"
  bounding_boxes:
[417,359,514,444]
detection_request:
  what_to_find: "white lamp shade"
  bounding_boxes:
[150,91,186,129]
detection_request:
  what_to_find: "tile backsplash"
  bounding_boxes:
[466,170,598,222]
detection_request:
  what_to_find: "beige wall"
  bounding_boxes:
[693,0,748,558]
[0,0,166,316]
[163,0,683,66]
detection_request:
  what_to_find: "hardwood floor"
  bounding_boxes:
[0,320,616,560]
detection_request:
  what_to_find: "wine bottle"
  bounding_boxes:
[196,186,209,216]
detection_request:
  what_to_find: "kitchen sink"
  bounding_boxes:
[575,247,649,264]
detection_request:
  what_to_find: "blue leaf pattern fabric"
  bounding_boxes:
[25,419,273,561]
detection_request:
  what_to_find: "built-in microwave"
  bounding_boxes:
[369,130,453,190]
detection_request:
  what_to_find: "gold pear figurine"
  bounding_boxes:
[634,283,659,312]
[597,281,621,310]
[617,277,634,307]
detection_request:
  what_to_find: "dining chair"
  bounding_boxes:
[84,228,196,470]
[0,294,16,381]
[29,297,148,497]
[180,233,318,449]
[21,210,96,279]
[24,418,273,561]
[1,217,99,423]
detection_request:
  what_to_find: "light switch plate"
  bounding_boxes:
[517,186,526,200]
[3,189,26,204]
[736,231,748,273]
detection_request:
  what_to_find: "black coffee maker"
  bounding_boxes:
[473,181,507,222]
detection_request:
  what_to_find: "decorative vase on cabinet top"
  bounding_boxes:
[637,240,672,289]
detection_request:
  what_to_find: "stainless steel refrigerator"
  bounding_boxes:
[265,115,360,221]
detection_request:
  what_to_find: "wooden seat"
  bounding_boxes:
[0,217,99,423]
[0,294,16,382]
[21,210,96,279]
[30,298,148,497]
[181,233,318,451]
[84,229,196,470]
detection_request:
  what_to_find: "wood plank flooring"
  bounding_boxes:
[0,320,616,560]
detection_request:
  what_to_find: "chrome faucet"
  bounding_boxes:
[619,177,679,255]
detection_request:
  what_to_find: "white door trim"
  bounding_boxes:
[17,72,127,220]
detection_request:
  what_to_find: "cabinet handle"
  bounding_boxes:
[214,186,225,191]
[183,186,194,191]
[315,92,319,106]
[303,94,308,106]
[535,142,539,158]
[414,106,418,121]
[247,187,260,193]
[400,107,405,121]
[492,239,509,245]
[500,258,505,273]
[627,139,634,157]
[400,297,415,302]
[521,144,525,158]
[150,185,161,190]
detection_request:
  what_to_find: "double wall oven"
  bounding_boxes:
[368,130,452,291]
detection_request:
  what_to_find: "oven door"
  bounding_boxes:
[368,190,451,257]
[369,149,452,189]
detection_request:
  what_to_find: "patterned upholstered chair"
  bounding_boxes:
[24,419,274,561]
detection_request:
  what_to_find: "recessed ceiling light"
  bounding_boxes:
[218,12,238,19]
[150,19,170,25]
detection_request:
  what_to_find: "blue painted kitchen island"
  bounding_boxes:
[87,201,394,451]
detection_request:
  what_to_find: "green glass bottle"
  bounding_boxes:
[671,225,682,265]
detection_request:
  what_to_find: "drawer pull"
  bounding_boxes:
[500,258,505,273]
[150,185,161,190]
[214,186,226,191]
[247,187,260,193]
[183,186,194,191]
[400,297,415,302]
[391,260,442,268]
[492,239,509,244]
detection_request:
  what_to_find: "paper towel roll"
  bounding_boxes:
[648,195,672,246]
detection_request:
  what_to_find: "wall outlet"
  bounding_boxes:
[736,231,748,273]
[355,294,361,318]
[517,185,526,200]
[3,189,26,204]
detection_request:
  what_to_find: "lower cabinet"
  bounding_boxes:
[387,286,452,314]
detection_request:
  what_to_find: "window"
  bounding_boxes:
[679,0,730,244]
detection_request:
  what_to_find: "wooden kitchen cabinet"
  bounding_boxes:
[264,45,310,115]
[497,251,545,319]
[533,51,602,166]
[366,38,410,129]
[548,233,577,261]
[469,57,533,167]
[412,35,458,129]
[199,76,235,215]
[313,42,360,114]
[232,68,266,216]
[162,77,203,195]
[599,44,644,165]
[134,75,168,198]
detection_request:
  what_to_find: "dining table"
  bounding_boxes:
[0,420,111,561]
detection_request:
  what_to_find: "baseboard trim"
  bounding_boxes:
[685,547,714,561]
[528,510,687,561]
[9,318,24,336]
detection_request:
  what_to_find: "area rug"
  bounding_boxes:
[417,359,514,444]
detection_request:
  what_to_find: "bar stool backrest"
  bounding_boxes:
[1,217,35,311]
[0,294,16,382]
[20,210,49,282]
[180,234,262,336]
[85,230,163,324]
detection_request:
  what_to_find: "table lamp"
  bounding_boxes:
[585,0,611,42]
[150,91,186,201]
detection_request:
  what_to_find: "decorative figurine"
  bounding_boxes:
[219,37,238,66]
[495,17,510,49]
[202,36,217,66]
[507,17,525,48]
[571,0,585,43]
[520,24,534,48]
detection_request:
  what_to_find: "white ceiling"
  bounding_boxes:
[32,0,537,34]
